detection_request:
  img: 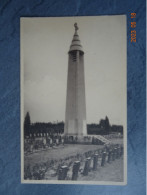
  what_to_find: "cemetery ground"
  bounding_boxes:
[24,144,104,167]
[78,156,124,182]
[24,138,123,166]
[24,138,124,182]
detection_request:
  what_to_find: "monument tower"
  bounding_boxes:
[64,23,87,137]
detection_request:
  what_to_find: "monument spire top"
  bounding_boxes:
[69,23,83,53]
[74,23,79,34]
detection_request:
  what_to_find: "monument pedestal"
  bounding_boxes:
[64,134,91,144]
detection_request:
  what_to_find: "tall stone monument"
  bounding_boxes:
[64,23,87,137]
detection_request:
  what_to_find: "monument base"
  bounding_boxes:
[63,134,109,145]
[63,134,92,144]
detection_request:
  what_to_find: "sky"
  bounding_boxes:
[21,16,127,126]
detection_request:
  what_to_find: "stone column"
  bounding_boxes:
[72,161,80,180]
[93,154,98,170]
[107,150,112,163]
[58,165,68,180]
[101,152,106,166]
[83,158,91,176]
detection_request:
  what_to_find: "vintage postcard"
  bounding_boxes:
[21,16,127,185]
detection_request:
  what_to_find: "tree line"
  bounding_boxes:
[24,112,123,137]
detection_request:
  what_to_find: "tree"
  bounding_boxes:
[105,116,110,134]
[24,112,31,136]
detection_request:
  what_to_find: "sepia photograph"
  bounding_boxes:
[21,16,127,185]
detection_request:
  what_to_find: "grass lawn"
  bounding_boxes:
[24,138,123,167]
[24,144,104,166]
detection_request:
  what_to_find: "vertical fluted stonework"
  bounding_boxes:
[64,23,87,136]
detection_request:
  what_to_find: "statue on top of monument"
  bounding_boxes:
[74,23,79,33]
